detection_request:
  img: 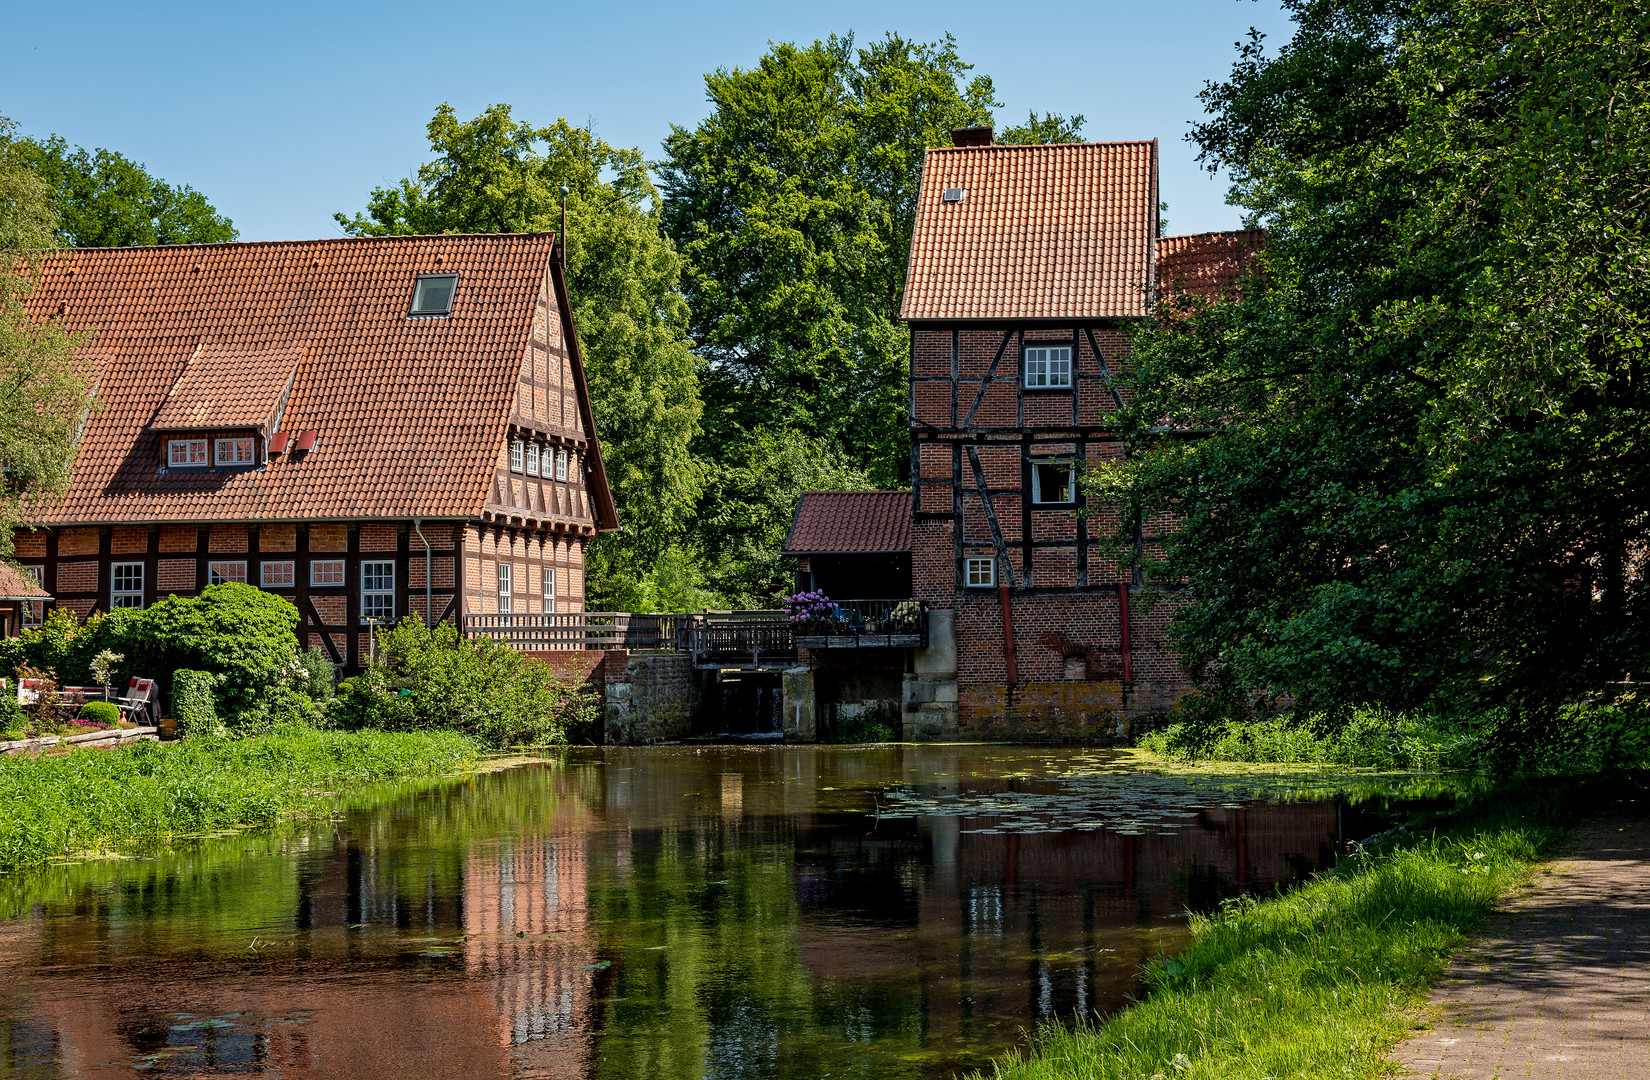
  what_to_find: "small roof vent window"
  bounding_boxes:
[942,188,966,204]
[410,273,458,317]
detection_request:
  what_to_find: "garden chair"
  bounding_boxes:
[115,678,159,726]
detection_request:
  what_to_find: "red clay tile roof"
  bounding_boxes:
[1156,230,1265,303]
[0,563,48,601]
[21,234,611,525]
[149,344,301,431]
[784,491,912,554]
[900,141,1159,322]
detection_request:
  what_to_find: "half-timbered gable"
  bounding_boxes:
[17,232,618,670]
[896,131,1258,739]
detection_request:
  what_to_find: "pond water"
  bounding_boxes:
[0,745,1444,1079]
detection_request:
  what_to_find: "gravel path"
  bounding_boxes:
[1392,816,1650,1078]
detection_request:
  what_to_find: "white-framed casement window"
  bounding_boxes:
[1031,461,1076,504]
[556,449,568,481]
[510,440,525,473]
[310,559,345,586]
[111,562,145,608]
[1023,345,1073,389]
[526,443,540,477]
[22,565,44,626]
[215,437,255,466]
[543,562,556,610]
[260,561,295,588]
[497,561,513,614]
[361,561,395,622]
[964,556,996,588]
[168,438,208,467]
[209,561,247,585]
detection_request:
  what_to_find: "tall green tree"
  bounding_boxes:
[0,117,99,562]
[662,33,1079,604]
[337,105,704,604]
[5,134,235,246]
[1099,0,1650,718]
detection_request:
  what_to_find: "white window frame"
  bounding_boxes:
[556,449,568,481]
[525,443,540,477]
[964,557,996,588]
[1023,346,1073,389]
[496,561,513,614]
[209,561,247,585]
[310,559,346,587]
[260,560,295,588]
[215,437,256,467]
[1031,461,1077,505]
[22,565,44,626]
[111,562,145,608]
[168,438,208,467]
[543,562,556,609]
[361,561,395,623]
[510,440,524,473]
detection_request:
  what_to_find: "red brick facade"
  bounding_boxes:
[907,323,1192,738]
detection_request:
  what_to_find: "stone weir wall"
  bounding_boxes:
[522,650,698,745]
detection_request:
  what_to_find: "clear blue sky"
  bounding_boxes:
[4,0,1295,243]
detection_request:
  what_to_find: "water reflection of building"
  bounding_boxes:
[0,771,604,1080]
[463,835,600,1078]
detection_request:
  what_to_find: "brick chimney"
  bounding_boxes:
[950,126,994,148]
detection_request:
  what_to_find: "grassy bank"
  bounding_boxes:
[0,728,479,873]
[978,784,1579,1080]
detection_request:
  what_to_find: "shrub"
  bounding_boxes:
[172,669,220,737]
[77,701,121,726]
[331,618,598,747]
[127,584,301,717]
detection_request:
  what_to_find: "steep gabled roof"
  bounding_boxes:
[1156,230,1265,304]
[900,140,1159,322]
[783,491,912,555]
[20,233,611,525]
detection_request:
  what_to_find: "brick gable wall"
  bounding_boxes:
[908,323,1190,734]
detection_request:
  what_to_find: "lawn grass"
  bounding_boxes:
[977,785,1572,1080]
[0,727,479,873]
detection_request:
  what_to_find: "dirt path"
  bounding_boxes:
[1392,816,1650,1078]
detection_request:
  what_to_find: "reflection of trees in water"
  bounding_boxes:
[0,751,1361,1080]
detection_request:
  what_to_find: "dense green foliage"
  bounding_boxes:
[981,792,1559,1080]
[336,105,704,603]
[75,701,119,726]
[0,116,100,563]
[170,669,219,736]
[660,33,1080,602]
[3,132,235,247]
[1142,697,1650,776]
[331,618,598,747]
[0,586,305,722]
[0,728,477,873]
[1099,0,1650,720]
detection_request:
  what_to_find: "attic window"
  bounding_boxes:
[942,188,966,203]
[410,274,458,317]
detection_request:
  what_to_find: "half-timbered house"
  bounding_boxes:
[15,232,618,672]
[785,128,1259,741]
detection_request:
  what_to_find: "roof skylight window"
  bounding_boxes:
[410,273,459,317]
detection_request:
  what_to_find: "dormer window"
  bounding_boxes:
[526,443,540,477]
[215,437,256,467]
[410,274,458,317]
[510,440,524,472]
[168,439,208,467]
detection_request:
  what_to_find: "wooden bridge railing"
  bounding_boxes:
[462,612,693,652]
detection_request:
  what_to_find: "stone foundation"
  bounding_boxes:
[601,652,697,745]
